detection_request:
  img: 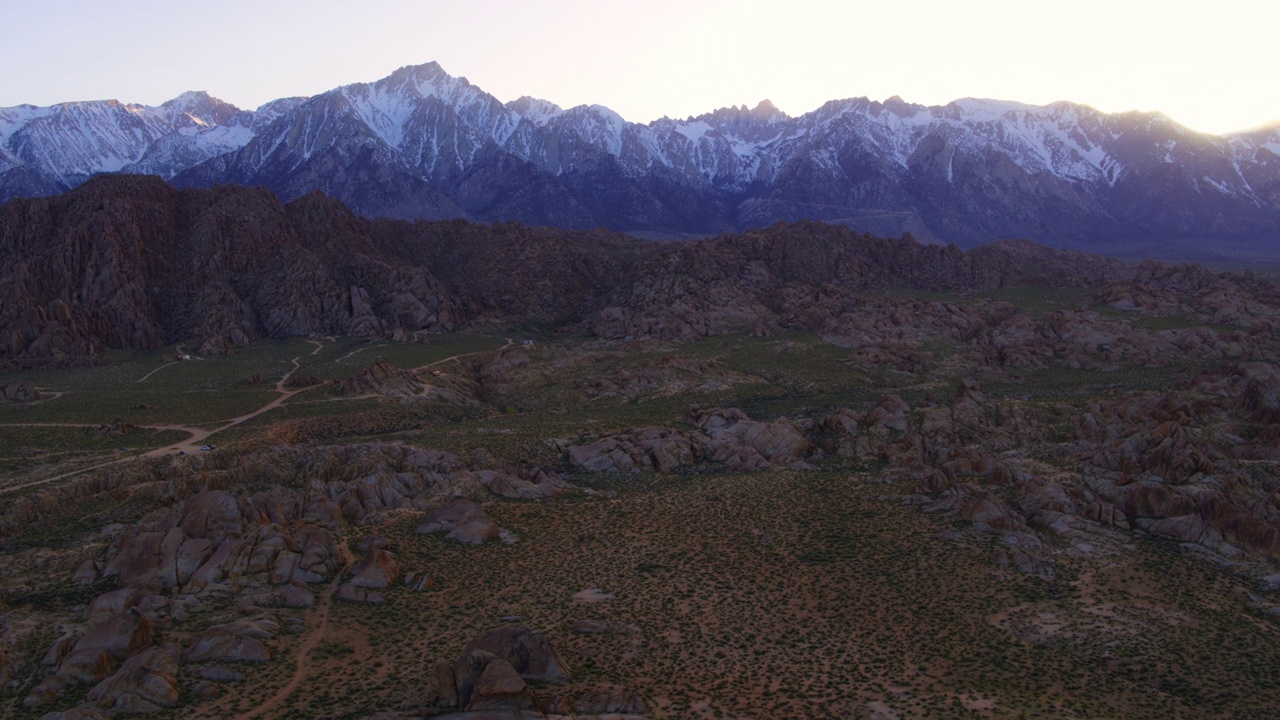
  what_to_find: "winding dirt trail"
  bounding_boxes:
[135,362,177,383]
[235,539,353,720]
[0,341,328,495]
[21,389,66,404]
[333,343,388,364]
[1,338,516,495]
[142,339,328,457]
[135,345,204,383]
[413,336,513,372]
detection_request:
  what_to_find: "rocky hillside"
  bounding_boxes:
[0,176,1163,370]
[3,63,1279,257]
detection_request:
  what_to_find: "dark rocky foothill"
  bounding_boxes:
[0,176,1160,371]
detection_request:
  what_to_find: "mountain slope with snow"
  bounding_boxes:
[3,62,1279,256]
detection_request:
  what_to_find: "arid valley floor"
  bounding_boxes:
[3,261,1280,719]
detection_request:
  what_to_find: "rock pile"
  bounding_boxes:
[17,439,576,714]
[560,360,1280,574]
[418,497,506,545]
[428,625,645,719]
[563,407,813,475]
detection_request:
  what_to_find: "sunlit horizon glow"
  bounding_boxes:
[3,0,1277,136]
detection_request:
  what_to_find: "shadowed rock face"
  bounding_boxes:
[9,178,1275,381]
[462,625,572,685]
[348,538,400,590]
[1,176,1144,371]
[0,177,455,368]
[86,644,181,713]
[417,497,503,544]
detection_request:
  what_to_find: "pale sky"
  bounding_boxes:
[1,0,1276,135]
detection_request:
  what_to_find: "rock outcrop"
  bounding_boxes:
[85,644,181,714]
[461,625,572,685]
[564,407,812,474]
[555,358,1280,575]
[3,177,1166,371]
[418,497,504,545]
[431,626,572,715]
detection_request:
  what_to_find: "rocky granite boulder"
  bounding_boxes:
[24,651,116,709]
[23,607,154,708]
[462,625,572,685]
[336,584,386,604]
[336,357,424,398]
[100,490,338,591]
[574,683,646,715]
[73,609,153,662]
[348,536,400,589]
[453,650,534,712]
[418,497,502,545]
[2,381,42,402]
[431,625,571,716]
[185,622,271,664]
[566,428,699,474]
[85,644,181,714]
[566,407,814,475]
[474,467,568,500]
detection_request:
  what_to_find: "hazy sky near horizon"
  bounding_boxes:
[2,0,1275,135]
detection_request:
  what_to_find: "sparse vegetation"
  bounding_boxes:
[1,265,1279,719]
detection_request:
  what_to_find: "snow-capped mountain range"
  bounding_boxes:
[3,62,1279,255]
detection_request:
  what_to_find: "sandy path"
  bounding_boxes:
[135,362,177,383]
[235,539,353,720]
[334,343,388,364]
[142,339,328,456]
[2,338,514,495]
[0,422,207,495]
[136,345,204,383]
[0,341,327,495]
[413,336,513,372]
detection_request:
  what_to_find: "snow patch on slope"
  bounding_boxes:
[950,97,1041,121]
[674,120,713,145]
[507,96,564,126]
[0,105,54,141]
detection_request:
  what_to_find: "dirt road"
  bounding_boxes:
[0,341,327,495]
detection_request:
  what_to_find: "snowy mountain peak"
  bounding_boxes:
[552,104,628,155]
[697,99,790,129]
[333,61,475,111]
[586,104,625,122]
[380,61,473,99]
[253,96,306,118]
[950,97,1040,117]
[161,90,215,108]
[392,60,448,79]
[879,95,923,117]
[325,61,511,151]
[751,99,787,121]
[1111,108,1178,130]
[507,96,564,126]
[157,91,242,127]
